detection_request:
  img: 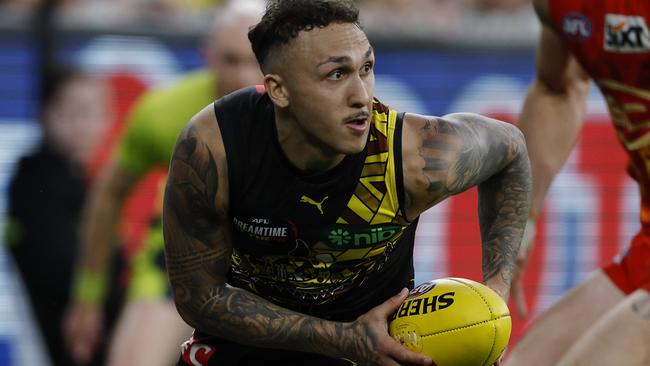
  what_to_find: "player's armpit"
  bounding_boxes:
[402,113,531,297]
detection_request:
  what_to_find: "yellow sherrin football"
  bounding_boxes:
[388,277,511,366]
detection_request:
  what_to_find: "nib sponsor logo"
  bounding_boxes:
[328,228,352,246]
[604,14,650,53]
[326,225,401,248]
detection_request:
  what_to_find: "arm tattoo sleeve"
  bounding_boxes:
[163,126,381,362]
[417,114,531,286]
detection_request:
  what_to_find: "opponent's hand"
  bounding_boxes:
[510,218,536,319]
[345,288,433,366]
[62,301,104,365]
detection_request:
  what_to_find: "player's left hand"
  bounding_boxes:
[348,288,433,365]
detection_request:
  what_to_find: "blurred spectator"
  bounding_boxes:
[358,0,470,37]
[3,0,535,44]
[357,0,536,47]
[475,0,530,12]
[62,1,265,365]
[59,0,224,30]
[0,0,224,30]
[3,66,121,366]
[0,0,37,11]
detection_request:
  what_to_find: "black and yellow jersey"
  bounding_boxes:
[215,86,418,322]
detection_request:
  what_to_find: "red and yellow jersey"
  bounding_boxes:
[549,0,650,227]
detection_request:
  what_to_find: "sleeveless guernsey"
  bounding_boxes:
[215,86,418,321]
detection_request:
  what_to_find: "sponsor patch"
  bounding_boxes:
[232,216,289,242]
[326,224,401,249]
[604,14,650,53]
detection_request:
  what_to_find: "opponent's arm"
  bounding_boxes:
[78,163,138,290]
[63,161,138,364]
[163,107,431,366]
[402,113,531,299]
[507,0,591,317]
[65,96,159,362]
[524,0,591,220]
[70,94,164,302]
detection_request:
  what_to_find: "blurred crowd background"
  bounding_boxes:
[0,0,631,365]
[1,0,537,45]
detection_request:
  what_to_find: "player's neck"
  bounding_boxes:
[274,110,345,174]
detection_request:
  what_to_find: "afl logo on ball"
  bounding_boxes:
[562,12,592,41]
[406,280,437,299]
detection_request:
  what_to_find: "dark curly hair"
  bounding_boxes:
[248,0,360,71]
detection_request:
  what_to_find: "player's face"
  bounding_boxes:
[282,22,375,155]
[206,19,263,96]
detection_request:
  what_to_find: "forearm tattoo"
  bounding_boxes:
[163,126,381,362]
[478,148,530,284]
[416,115,531,285]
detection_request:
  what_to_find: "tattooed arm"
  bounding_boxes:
[402,113,531,299]
[163,106,432,366]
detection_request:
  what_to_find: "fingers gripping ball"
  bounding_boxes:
[388,278,511,366]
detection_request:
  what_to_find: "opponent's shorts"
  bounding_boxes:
[177,331,356,366]
[603,231,650,295]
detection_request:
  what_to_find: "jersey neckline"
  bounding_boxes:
[268,106,367,184]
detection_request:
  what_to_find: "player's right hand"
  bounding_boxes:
[346,288,433,366]
[510,218,536,319]
[62,301,104,365]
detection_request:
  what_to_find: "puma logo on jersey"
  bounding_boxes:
[300,195,328,215]
[604,14,650,53]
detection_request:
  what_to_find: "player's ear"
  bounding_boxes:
[264,73,289,108]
